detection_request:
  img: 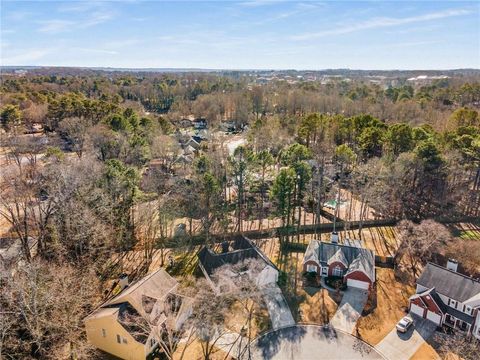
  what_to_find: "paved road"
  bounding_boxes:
[375,315,437,360]
[247,325,385,360]
[263,286,295,330]
[330,288,369,333]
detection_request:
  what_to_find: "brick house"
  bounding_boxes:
[302,240,375,290]
[409,261,480,340]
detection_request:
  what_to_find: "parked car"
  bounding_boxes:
[396,316,414,333]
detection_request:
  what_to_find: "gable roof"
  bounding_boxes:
[197,235,278,276]
[303,239,320,264]
[417,263,480,303]
[104,268,178,317]
[328,247,348,267]
[411,287,475,324]
[410,287,447,313]
[303,240,375,282]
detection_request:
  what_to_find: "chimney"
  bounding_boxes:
[331,232,339,244]
[221,241,229,253]
[446,259,458,272]
[118,273,129,291]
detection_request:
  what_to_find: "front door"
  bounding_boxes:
[321,267,328,276]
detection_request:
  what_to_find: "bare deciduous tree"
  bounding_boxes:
[395,220,452,276]
[1,261,99,359]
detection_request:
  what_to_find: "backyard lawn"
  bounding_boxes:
[356,267,414,345]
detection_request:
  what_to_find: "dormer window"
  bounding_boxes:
[466,306,472,315]
[449,299,457,308]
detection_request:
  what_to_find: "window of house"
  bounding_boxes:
[457,320,469,332]
[116,335,121,344]
[307,264,317,273]
[101,329,107,337]
[465,306,472,315]
[321,267,328,275]
[333,266,343,277]
[150,338,156,348]
[445,314,456,327]
[449,299,457,308]
[122,338,128,344]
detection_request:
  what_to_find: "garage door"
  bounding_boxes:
[410,303,425,317]
[346,278,370,290]
[426,311,441,325]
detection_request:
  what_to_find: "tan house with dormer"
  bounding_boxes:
[85,268,191,360]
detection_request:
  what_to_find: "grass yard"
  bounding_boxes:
[448,222,480,240]
[265,243,339,324]
[173,339,232,360]
[411,342,440,360]
[356,267,415,345]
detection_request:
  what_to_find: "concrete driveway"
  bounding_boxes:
[375,315,437,360]
[330,288,369,333]
[248,325,385,360]
[263,286,295,329]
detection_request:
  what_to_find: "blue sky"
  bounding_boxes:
[1,1,479,69]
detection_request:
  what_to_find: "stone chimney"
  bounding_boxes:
[331,232,339,244]
[446,259,458,272]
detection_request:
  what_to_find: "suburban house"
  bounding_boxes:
[85,268,192,360]
[193,117,207,129]
[197,235,279,291]
[409,260,480,340]
[302,239,375,290]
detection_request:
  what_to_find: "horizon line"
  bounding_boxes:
[2,65,480,72]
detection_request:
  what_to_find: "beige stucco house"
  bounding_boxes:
[85,268,191,360]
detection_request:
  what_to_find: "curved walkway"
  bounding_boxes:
[247,324,385,360]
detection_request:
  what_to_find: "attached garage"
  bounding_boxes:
[346,278,370,290]
[410,303,425,317]
[426,311,442,325]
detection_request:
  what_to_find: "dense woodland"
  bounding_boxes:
[1,69,479,359]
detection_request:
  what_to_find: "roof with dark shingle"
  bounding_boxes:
[303,240,375,282]
[417,263,480,303]
[197,235,277,276]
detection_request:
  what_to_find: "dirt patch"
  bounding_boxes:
[410,342,440,360]
[356,268,415,345]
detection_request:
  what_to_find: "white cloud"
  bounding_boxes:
[37,9,114,34]
[73,47,119,55]
[7,10,32,21]
[290,8,474,40]
[383,40,443,49]
[38,20,75,33]
[238,0,286,8]
[1,49,52,65]
[80,11,114,28]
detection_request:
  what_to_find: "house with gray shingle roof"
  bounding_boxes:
[302,240,375,291]
[197,235,279,292]
[409,261,480,339]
